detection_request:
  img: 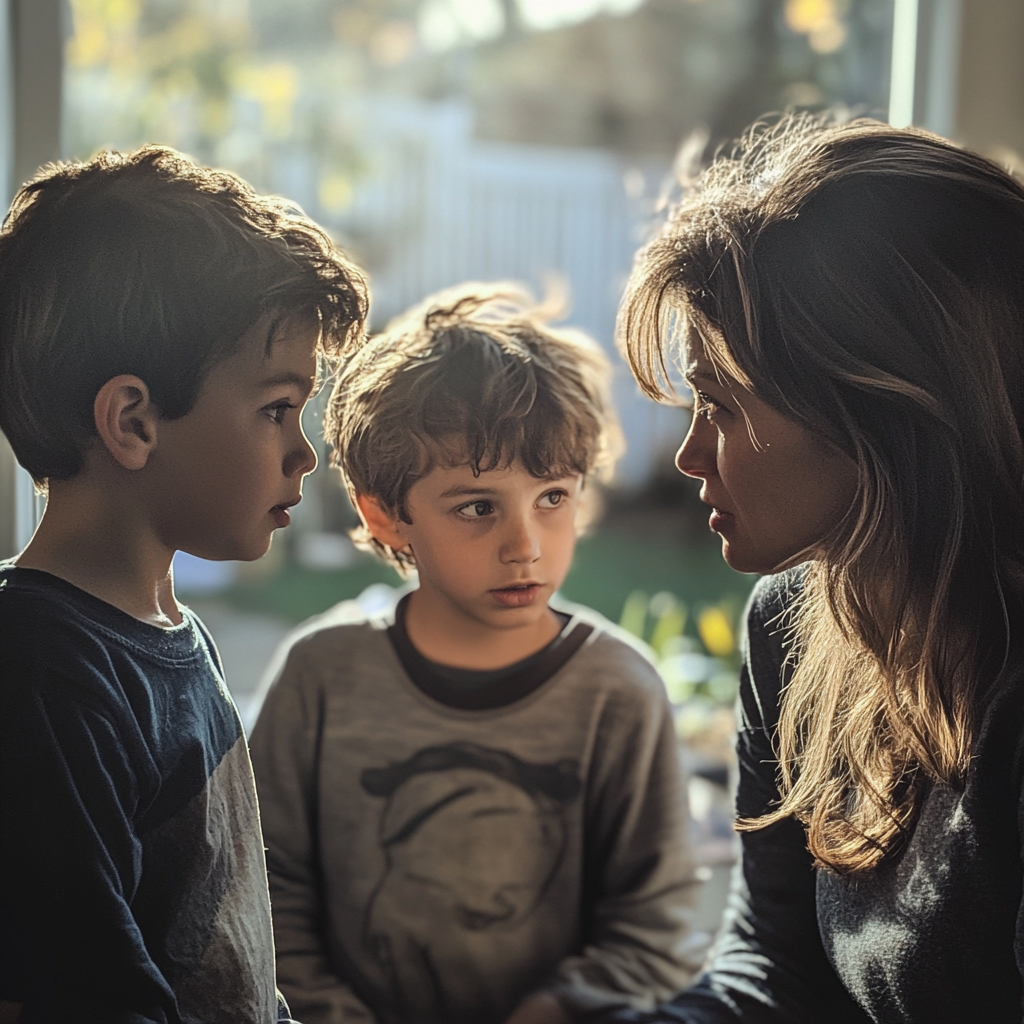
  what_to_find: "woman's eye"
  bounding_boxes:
[457,500,494,519]
[694,391,723,420]
[538,490,566,509]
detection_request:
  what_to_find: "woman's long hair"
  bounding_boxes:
[622,117,1024,873]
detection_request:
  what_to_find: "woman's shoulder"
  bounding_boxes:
[740,566,807,733]
[746,565,807,633]
[974,631,1024,766]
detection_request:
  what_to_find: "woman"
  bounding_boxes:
[615,118,1024,1022]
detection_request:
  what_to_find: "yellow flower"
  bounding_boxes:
[698,606,735,658]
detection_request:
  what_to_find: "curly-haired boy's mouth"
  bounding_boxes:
[489,583,542,607]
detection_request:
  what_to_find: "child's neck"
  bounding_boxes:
[16,477,181,628]
[403,587,563,671]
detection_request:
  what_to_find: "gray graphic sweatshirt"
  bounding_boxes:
[250,595,704,1024]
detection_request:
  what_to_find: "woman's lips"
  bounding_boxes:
[709,508,734,533]
[490,583,542,607]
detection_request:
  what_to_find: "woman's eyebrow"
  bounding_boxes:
[687,369,726,388]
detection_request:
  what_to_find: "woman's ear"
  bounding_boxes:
[93,375,160,471]
[355,493,409,552]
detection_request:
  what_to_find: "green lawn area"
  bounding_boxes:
[561,529,755,623]
[214,526,756,629]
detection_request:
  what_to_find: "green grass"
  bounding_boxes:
[216,559,404,623]
[561,529,755,624]
[210,527,756,628]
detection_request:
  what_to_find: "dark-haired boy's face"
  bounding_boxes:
[395,459,581,633]
[144,319,320,562]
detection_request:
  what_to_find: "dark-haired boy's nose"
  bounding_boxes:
[285,429,318,479]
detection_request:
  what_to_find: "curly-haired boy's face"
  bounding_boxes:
[144,318,320,562]
[384,459,581,635]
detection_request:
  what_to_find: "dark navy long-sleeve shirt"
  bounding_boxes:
[0,564,291,1023]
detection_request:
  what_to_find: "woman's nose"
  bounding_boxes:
[675,415,713,479]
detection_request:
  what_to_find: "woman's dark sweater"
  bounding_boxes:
[614,568,1024,1024]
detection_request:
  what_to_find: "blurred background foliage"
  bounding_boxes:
[65,0,892,208]
[60,0,896,881]
[62,0,894,733]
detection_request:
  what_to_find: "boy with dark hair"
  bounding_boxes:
[0,146,367,1022]
[250,285,703,1024]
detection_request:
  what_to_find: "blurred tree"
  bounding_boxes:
[67,0,892,168]
[66,0,364,191]
[463,0,891,155]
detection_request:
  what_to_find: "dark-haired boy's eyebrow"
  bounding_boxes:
[257,371,316,393]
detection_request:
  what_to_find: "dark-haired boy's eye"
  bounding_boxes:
[538,490,566,509]
[265,401,297,424]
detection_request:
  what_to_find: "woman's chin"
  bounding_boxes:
[721,540,809,577]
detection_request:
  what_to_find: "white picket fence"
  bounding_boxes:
[316,97,686,489]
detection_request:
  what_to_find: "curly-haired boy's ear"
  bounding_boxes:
[355,493,409,556]
[93,375,160,472]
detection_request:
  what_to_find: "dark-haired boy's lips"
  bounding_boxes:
[270,496,301,528]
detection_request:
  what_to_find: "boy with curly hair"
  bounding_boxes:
[0,147,367,1022]
[250,284,703,1024]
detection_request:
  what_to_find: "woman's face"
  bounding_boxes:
[676,330,858,575]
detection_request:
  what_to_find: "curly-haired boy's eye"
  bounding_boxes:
[538,490,566,508]
[456,500,494,519]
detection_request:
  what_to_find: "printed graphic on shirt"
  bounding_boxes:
[359,741,581,1022]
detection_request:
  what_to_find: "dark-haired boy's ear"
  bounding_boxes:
[93,375,160,472]
[355,494,408,552]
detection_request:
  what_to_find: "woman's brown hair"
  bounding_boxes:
[622,116,1024,873]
